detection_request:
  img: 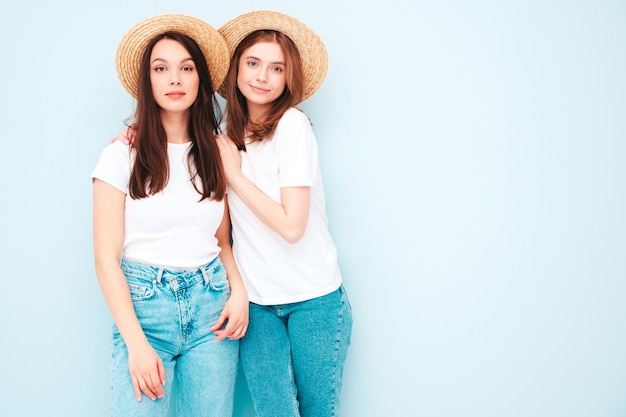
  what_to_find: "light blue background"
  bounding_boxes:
[1,1,624,416]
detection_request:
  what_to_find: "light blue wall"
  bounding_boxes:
[1,1,624,416]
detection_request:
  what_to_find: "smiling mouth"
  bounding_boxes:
[250,85,269,93]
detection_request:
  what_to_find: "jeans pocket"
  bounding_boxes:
[206,264,230,292]
[340,285,352,311]
[125,274,156,302]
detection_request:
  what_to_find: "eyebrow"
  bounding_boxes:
[244,55,285,66]
[151,57,194,64]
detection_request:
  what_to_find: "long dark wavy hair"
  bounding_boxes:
[128,31,225,201]
[223,30,304,149]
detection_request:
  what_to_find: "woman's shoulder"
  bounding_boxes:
[98,140,133,164]
[104,139,132,153]
[92,139,133,186]
[279,107,312,126]
[273,107,316,146]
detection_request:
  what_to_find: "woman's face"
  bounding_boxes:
[149,38,199,115]
[237,41,286,113]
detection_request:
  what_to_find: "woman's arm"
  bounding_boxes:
[216,135,311,244]
[93,179,165,401]
[211,197,249,341]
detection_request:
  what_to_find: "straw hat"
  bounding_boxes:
[218,10,328,102]
[116,14,230,98]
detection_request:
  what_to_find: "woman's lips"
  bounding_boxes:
[166,91,185,98]
[250,85,269,94]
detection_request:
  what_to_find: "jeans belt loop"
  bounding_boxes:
[155,267,164,285]
[200,264,211,285]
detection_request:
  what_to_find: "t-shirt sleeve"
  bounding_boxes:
[91,141,131,193]
[275,109,320,188]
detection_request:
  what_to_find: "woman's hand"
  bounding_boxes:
[110,126,136,145]
[127,342,166,401]
[211,288,249,341]
[215,134,242,182]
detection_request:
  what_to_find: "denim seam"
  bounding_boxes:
[288,358,300,415]
[329,295,345,417]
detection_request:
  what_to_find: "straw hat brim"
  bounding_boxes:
[116,14,230,98]
[217,10,328,102]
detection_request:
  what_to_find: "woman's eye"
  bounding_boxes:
[247,61,257,67]
[271,66,283,73]
[154,66,166,72]
[182,66,194,72]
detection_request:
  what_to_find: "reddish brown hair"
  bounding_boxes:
[223,30,304,148]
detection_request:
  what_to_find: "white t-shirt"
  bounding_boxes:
[228,107,342,305]
[91,141,224,268]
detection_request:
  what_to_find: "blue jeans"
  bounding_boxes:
[110,257,239,417]
[240,285,352,417]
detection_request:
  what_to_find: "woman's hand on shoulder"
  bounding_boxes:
[215,134,242,182]
[109,126,137,145]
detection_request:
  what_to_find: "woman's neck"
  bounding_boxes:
[160,111,190,144]
[246,102,270,125]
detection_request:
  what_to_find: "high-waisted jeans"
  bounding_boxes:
[240,285,353,417]
[110,257,239,417]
